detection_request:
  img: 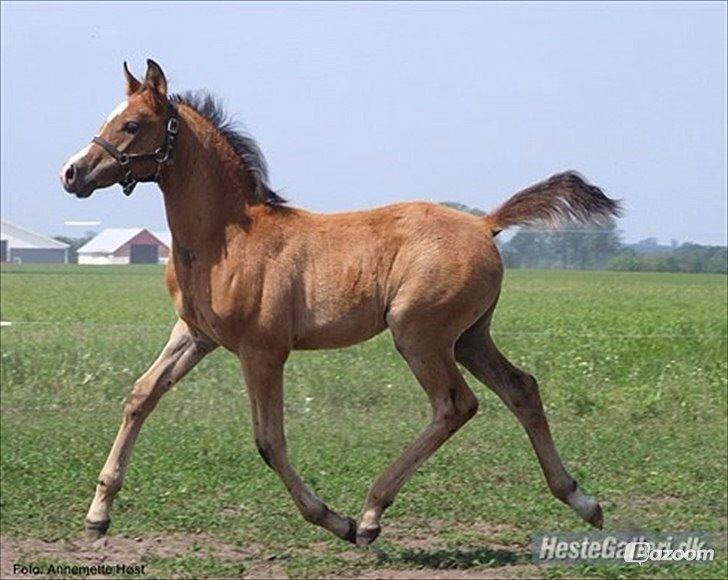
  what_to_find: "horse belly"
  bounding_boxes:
[293,299,387,350]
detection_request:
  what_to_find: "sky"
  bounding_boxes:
[1,1,726,245]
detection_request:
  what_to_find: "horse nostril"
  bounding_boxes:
[64,164,76,184]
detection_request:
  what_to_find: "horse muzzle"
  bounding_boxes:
[60,161,98,198]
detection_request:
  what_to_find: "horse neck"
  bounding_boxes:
[158,107,254,250]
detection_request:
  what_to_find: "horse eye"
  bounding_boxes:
[123,121,140,134]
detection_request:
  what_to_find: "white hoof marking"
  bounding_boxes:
[567,486,598,520]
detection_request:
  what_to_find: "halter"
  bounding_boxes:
[91,103,179,196]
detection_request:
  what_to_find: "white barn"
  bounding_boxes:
[0,220,69,263]
[78,228,170,265]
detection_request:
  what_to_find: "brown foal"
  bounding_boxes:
[61,60,621,546]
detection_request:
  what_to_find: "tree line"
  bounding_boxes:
[441,202,727,274]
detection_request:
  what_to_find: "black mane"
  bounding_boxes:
[169,91,285,204]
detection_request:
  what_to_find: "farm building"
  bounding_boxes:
[0,219,69,263]
[77,228,170,265]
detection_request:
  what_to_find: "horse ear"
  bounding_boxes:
[123,62,141,96]
[144,59,168,96]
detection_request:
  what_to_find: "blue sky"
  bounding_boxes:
[1,1,726,244]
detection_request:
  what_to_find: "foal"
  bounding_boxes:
[61,60,620,546]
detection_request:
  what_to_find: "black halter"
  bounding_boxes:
[91,103,179,196]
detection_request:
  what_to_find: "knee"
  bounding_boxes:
[440,388,478,428]
[124,375,163,419]
[508,373,540,410]
[459,389,479,422]
[123,392,149,421]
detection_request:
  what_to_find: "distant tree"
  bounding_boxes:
[706,248,728,274]
[501,219,622,270]
[672,243,728,274]
[607,243,728,274]
[609,249,641,271]
[630,237,673,256]
[501,231,553,268]
[53,231,95,263]
[440,201,486,216]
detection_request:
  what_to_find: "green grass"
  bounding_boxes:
[1,264,726,578]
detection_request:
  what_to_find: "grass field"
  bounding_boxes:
[1,264,726,578]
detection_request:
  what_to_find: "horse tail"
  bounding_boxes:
[484,171,622,237]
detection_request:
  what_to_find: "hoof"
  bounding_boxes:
[356,523,381,547]
[588,503,604,529]
[85,518,110,540]
[566,484,602,529]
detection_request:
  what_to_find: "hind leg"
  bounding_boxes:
[455,315,603,528]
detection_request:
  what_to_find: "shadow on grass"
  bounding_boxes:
[376,546,528,570]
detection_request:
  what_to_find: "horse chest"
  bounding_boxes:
[172,259,250,348]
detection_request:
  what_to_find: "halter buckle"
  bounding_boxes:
[118,153,130,166]
[167,117,179,135]
[155,147,171,164]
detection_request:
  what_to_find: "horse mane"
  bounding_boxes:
[169,91,286,205]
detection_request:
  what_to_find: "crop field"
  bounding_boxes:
[1,264,726,578]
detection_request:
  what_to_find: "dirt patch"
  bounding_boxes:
[383,518,522,552]
[608,494,683,528]
[388,527,444,552]
[0,533,277,579]
[240,560,289,579]
[1,519,531,579]
[1,540,21,578]
[628,494,681,509]
[217,505,244,518]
